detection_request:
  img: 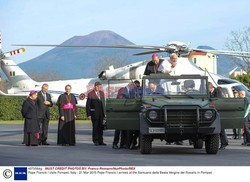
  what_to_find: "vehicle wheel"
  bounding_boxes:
[140,134,152,154]
[205,134,219,154]
[193,139,203,149]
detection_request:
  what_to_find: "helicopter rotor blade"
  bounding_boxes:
[133,50,167,56]
[3,48,26,57]
[13,44,167,50]
[13,43,250,58]
[215,53,250,58]
[193,48,250,55]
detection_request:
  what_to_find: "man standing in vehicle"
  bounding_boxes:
[144,53,164,75]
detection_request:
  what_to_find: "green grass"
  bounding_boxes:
[0,120,91,125]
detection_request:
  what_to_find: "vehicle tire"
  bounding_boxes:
[193,139,203,149]
[140,134,152,154]
[205,134,219,154]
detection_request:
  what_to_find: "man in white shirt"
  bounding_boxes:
[160,53,179,75]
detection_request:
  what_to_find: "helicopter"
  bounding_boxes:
[1,33,250,107]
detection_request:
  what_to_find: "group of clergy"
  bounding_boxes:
[21,84,78,146]
[21,82,106,147]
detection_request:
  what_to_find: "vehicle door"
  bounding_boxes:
[106,79,141,130]
[212,97,245,129]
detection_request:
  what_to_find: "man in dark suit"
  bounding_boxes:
[86,82,106,146]
[37,83,53,145]
[112,82,137,149]
[208,82,218,98]
[208,82,228,149]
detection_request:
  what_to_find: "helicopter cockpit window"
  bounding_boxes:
[98,71,107,80]
[144,78,208,96]
[107,79,142,99]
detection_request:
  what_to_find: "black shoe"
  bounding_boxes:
[189,140,194,145]
[112,144,119,149]
[42,142,50,145]
[69,144,75,146]
[99,142,107,146]
[119,145,127,149]
[246,143,250,146]
[130,145,139,150]
[219,146,226,150]
[175,141,183,145]
[94,142,99,146]
[241,142,247,146]
[130,145,136,150]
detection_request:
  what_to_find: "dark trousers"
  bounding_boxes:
[38,117,49,143]
[220,128,228,146]
[113,130,127,147]
[233,128,240,139]
[92,115,104,143]
[126,130,139,148]
[243,120,250,143]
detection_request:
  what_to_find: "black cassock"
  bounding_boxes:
[21,97,40,146]
[56,93,77,145]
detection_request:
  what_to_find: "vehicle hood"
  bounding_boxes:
[142,97,210,109]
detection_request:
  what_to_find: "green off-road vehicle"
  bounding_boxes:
[106,74,245,154]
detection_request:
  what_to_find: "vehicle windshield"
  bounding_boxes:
[143,78,208,97]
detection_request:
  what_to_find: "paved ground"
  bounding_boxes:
[0,123,250,166]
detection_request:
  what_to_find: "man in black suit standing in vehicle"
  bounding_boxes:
[37,83,53,145]
[144,53,164,75]
[86,82,106,146]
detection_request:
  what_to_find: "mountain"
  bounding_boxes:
[19,30,148,79]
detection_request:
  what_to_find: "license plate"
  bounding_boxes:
[148,127,165,134]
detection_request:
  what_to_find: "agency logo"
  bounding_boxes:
[3,169,12,179]
[14,167,27,181]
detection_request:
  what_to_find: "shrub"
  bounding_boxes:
[0,96,87,121]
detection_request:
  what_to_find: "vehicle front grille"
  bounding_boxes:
[148,108,215,127]
[161,109,197,127]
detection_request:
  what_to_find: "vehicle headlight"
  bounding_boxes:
[204,110,213,120]
[148,110,158,120]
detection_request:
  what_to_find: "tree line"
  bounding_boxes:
[231,71,250,89]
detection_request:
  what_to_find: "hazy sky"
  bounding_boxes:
[0,0,249,63]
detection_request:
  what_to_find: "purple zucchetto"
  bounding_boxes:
[152,53,159,58]
[29,90,37,96]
